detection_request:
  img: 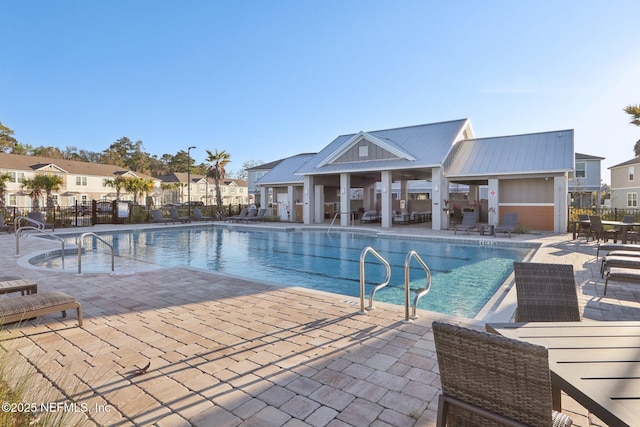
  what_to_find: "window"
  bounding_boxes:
[628,193,638,208]
[575,162,586,178]
[359,146,369,157]
[76,176,88,186]
[629,166,635,182]
[8,172,24,183]
[198,184,206,192]
[8,194,16,206]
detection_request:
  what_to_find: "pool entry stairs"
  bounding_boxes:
[358,246,432,323]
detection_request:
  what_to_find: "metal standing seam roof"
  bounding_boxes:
[255,153,316,185]
[444,130,575,177]
[295,119,471,175]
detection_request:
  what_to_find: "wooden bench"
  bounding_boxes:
[0,279,37,296]
[0,291,82,326]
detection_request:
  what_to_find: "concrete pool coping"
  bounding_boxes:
[1,222,636,426]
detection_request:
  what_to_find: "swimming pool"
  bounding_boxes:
[33,226,536,318]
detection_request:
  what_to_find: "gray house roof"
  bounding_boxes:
[295,119,471,175]
[445,130,575,177]
[576,152,604,161]
[256,153,316,186]
[609,157,640,169]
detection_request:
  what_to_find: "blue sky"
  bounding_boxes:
[2,1,639,182]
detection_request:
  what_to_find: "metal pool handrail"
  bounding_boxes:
[78,232,114,274]
[358,246,391,314]
[14,223,66,269]
[403,250,432,322]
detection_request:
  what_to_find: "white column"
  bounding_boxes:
[554,174,568,234]
[431,167,448,230]
[287,185,294,222]
[314,184,324,224]
[400,180,408,213]
[488,178,499,226]
[303,175,314,225]
[381,171,393,228]
[340,173,351,226]
[260,186,268,209]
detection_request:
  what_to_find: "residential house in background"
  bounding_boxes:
[569,153,605,208]
[609,157,640,210]
[159,172,248,207]
[0,153,161,208]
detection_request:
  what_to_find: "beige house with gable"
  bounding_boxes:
[0,153,161,208]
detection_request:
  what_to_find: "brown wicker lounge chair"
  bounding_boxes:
[513,262,581,322]
[433,321,573,427]
[596,242,640,259]
[0,291,82,327]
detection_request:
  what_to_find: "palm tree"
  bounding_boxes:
[0,172,11,211]
[103,176,128,201]
[624,104,640,156]
[21,176,45,211]
[205,149,231,216]
[38,174,64,211]
[161,182,182,204]
[141,178,155,206]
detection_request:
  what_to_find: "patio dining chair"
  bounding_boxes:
[621,215,638,244]
[433,321,573,427]
[513,262,581,322]
[576,214,590,238]
[588,215,617,243]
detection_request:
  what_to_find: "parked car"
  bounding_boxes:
[182,201,204,207]
[96,201,114,213]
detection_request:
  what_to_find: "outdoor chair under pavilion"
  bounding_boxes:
[453,211,478,234]
[513,262,581,322]
[432,321,573,427]
[27,211,55,231]
[495,213,518,237]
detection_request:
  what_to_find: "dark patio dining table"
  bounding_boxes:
[486,321,640,427]
[572,219,640,244]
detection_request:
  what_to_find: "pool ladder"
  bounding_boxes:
[77,232,115,274]
[358,247,432,323]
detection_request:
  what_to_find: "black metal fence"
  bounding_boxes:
[1,201,247,230]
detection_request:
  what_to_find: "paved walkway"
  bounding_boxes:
[0,223,638,426]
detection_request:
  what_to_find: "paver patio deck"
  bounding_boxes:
[0,222,638,426]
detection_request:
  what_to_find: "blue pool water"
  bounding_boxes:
[38,227,535,318]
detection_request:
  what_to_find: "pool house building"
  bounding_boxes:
[255,119,575,233]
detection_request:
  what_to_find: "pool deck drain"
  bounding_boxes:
[1,222,638,426]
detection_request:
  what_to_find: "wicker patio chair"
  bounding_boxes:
[432,321,573,427]
[513,262,581,322]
